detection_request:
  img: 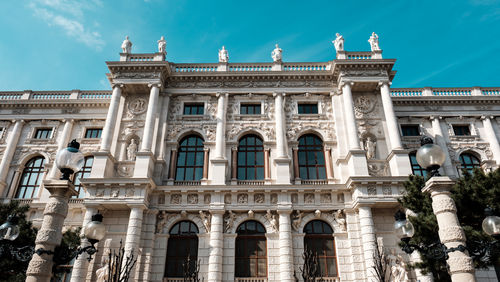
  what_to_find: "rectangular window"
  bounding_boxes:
[453,125,471,136]
[240,104,261,115]
[84,128,102,139]
[34,128,52,139]
[401,125,420,136]
[298,103,318,114]
[183,103,204,115]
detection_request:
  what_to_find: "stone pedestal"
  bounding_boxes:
[90,151,116,178]
[387,150,412,176]
[274,158,291,184]
[134,151,155,178]
[26,179,77,282]
[210,158,227,185]
[422,176,476,282]
[346,150,369,176]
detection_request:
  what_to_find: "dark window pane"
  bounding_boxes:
[453,125,471,136]
[34,128,52,139]
[183,104,204,115]
[401,125,420,136]
[237,135,264,180]
[15,157,45,199]
[175,136,204,181]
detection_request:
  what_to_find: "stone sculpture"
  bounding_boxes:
[368,32,380,51]
[224,210,236,233]
[127,139,138,161]
[157,36,167,54]
[271,44,282,63]
[291,210,303,231]
[218,46,229,63]
[199,210,211,232]
[333,209,347,231]
[121,36,132,53]
[333,33,344,52]
[364,137,376,159]
[265,210,278,232]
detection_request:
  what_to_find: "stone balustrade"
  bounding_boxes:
[0,90,112,100]
[391,87,500,97]
[345,51,372,60]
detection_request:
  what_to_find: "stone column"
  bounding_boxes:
[202,148,210,180]
[481,116,500,165]
[292,147,300,181]
[278,210,294,282]
[380,81,412,176]
[48,119,74,179]
[430,116,456,176]
[324,147,334,180]
[211,93,228,185]
[124,205,145,280]
[274,92,287,158]
[358,206,377,282]
[264,148,271,182]
[231,147,238,181]
[100,84,122,152]
[0,120,24,196]
[26,179,77,282]
[207,211,224,282]
[168,149,177,181]
[342,81,360,150]
[422,177,476,282]
[141,84,160,152]
[214,93,227,159]
[379,81,402,150]
[273,92,291,184]
[157,95,170,161]
[70,206,98,282]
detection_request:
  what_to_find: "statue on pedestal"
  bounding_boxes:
[364,137,376,159]
[157,36,167,54]
[271,44,282,63]
[368,32,381,51]
[333,33,344,52]
[218,46,229,63]
[127,139,138,161]
[121,36,132,53]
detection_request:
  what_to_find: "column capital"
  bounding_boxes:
[338,80,354,90]
[204,147,210,152]
[480,115,494,121]
[272,92,285,97]
[330,90,341,96]
[127,204,147,210]
[276,209,293,215]
[11,119,25,125]
[61,118,75,124]
[231,146,238,151]
[216,92,228,98]
[378,80,392,87]
[429,115,443,121]
[111,83,124,89]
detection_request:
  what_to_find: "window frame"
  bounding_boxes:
[175,135,205,181]
[409,152,427,177]
[84,128,103,139]
[453,125,472,136]
[297,103,319,114]
[72,156,94,198]
[15,156,46,199]
[400,124,420,137]
[237,135,265,180]
[34,128,53,139]
[297,134,327,180]
[459,152,481,174]
[183,103,205,115]
[165,221,199,278]
[235,220,268,278]
[240,103,262,115]
[303,220,338,278]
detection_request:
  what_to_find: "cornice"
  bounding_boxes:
[0,100,110,109]
[392,96,500,106]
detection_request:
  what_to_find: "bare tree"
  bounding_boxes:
[182,255,201,282]
[104,240,137,282]
[371,241,390,282]
[299,247,324,282]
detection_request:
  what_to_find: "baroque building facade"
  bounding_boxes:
[0,37,499,282]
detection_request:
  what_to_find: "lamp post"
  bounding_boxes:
[26,139,83,282]
[396,136,476,282]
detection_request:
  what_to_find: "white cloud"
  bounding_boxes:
[28,0,105,50]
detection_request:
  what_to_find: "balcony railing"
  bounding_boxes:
[0,90,112,101]
[163,278,184,282]
[391,87,500,97]
[235,278,268,282]
[237,180,265,186]
[301,179,328,185]
[173,180,201,186]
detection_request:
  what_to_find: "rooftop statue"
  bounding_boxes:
[157,36,167,54]
[333,33,344,52]
[219,45,229,63]
[368,32,381,51]
[271,43,282,63]
[121,36,132,53]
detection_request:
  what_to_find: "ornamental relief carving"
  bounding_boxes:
[447,257,475,273]
[168,98,182,120]
[167,80,333,89]
[264,98,275,119]
[26,256,53,274]
[340,69,388,78]
[367,162,388,177]
[113,72,161,79]
[432,197,456,213]
[126,97,148,118]
[286,122,335,141]
[354,95,379,119]
[438,226,466,243]
[226,122,275,141]
[44,201,68,216]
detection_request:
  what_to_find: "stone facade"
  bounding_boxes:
[0,41,499,282]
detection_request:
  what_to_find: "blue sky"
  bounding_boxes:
[0,0,499,91]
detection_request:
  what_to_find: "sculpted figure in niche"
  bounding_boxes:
[333,209,347,231]
[368,32,381,51]
[127,139,138,161]
[333,33,344,52]
[121,36,132,53]
[291,210,303,231]
[224,210,236,233]
[386,249,409,282]
[265,210,278,232]
[157,36,167,54]
[199,211,211,232]
[271,43,282,63]
[364,137,376,159]
[218,46,229,63]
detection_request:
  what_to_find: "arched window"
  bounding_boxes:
[15,156,45,199]
[304,220,338,277]
[165,221,199,278]
[298,134,326,180]
[176,135,204,181]
[235,221,267,278]
[73,156,94,198]
[237,135,264,180]
[459,153,481,174]
[409,152,427,177]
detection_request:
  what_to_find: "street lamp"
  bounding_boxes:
[416,136,446,178]
[0,215,20,241]
[482,207,500,239]
[77,213,106,261]
[55,139,85,180]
